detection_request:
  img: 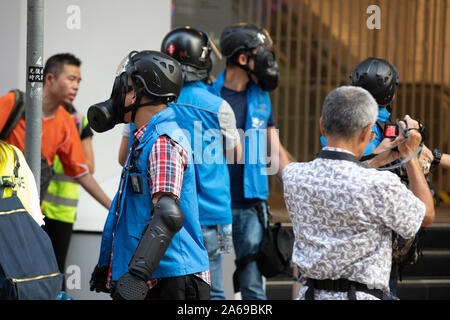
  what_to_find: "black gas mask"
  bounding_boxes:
[88,51,168,133]
[244,46,279,92]
[87,72,130,133]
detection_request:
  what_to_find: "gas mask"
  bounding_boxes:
[87,73,129,133]
[249,46,279,92]
[88,52,161,133]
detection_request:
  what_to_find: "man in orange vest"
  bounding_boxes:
[0,54,112,284]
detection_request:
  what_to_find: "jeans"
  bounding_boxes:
[201,225,226,300]
[383,262,400,300]
[232,201,267,300]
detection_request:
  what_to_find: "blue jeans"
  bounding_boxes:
[232,201,267,300]
[201,225,226,300]
[383,262,400,300]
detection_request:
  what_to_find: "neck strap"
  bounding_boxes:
[316,149,361,166]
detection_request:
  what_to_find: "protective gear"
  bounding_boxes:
[161,26,221,82]
[220,23,273,59]
[87,50,183,132]
[220,23,279,91]
[248,46,279,91]
[113,195,184,300]
[350,58,399,108]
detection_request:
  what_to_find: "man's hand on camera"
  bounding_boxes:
[397,115,422,159]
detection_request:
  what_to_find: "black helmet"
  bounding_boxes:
[161,26,220,71]
[350,57,399,107]
[220,23,273,59]
[87,50,183,132]
[124,50,183,101]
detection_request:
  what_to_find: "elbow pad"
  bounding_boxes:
[114,195,184,300]
[129,195,184,280]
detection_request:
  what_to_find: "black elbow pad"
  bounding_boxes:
[114,195,184,300]
[130,195,184,280]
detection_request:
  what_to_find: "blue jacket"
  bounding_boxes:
[211,71,272,200]
[169,81,232,226]
[98,107,209,281]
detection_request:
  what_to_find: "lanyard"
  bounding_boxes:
[316,149,361,166]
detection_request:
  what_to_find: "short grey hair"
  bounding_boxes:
[321,86,378,139]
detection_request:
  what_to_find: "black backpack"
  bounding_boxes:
[233,204,294,293]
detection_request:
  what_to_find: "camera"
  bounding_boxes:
[384,123,399,139]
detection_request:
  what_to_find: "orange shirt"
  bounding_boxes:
[0,91,88,178]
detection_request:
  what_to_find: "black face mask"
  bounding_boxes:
[248,46,279,92]
[87,73,129,133]
[88,72,161,133]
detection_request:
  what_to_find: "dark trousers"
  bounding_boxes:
[145,275,210,300]
[42,217,73,291]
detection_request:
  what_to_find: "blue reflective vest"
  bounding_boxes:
[320,107,391,156]
[211,71,272,200]
[98,107,209,281]
[169,81,232,226]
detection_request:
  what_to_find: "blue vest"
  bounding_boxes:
[320,107,391,156]
[211,71,271,200]
[98,107,209,281]
[169,81,232,226]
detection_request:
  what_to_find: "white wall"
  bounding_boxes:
[0,0,172,231]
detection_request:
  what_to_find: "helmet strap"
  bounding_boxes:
[233,50,254,80]
[123,86,165,123]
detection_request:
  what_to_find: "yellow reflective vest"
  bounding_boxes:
[0,143,43,225]
[41,114,89,223]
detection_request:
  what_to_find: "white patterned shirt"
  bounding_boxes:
[282,147,425,300]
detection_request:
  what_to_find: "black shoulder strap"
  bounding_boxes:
[0,89,26,140]
[317,150,361,165]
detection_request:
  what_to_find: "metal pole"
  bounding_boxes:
[25,0,44,196]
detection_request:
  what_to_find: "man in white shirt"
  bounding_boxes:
[282,86,435,300]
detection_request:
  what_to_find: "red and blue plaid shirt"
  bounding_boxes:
[131,122,210,289]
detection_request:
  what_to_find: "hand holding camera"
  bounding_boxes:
[395,115,423,160]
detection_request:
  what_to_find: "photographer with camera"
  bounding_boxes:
[88,51,210,300]
[283,86,434,300]
[321,58,436,299]
[349,58,437,299]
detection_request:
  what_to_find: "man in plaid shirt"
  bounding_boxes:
[128,123,211,293]
[90,51,210,300]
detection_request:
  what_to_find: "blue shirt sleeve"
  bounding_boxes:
[321,125,383,156]
[363,125,383,156]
